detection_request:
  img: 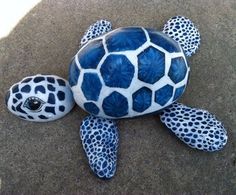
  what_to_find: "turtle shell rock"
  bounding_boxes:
[69,27,189,119]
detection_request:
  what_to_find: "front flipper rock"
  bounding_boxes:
[80,115,119,179]
[160,103,228,152]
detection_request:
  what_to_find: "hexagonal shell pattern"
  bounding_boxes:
[102,91,128,117]
[100,54,135,88]
[132,87,152,112]
[81,73,102,101]
[168,57,187,84]
[106,27,147,52]
[78,39,105,69]
[138,46,165,84]
[155,84,174,106]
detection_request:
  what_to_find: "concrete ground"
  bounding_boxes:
[0,0,235,194]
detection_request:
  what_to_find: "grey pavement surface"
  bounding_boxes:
[0,0,236,194]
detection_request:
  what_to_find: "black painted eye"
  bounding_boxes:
[23,97,45,111]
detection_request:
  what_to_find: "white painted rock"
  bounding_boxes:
[5,74,75,122]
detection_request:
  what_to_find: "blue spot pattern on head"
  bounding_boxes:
[155,84,173,106]
[57,79,66,86]
[78,39,105,69]
[21,85,31,93]
[57,91,65,101]
[59,105,65,112]
[35,85,46,94]
[68,58,80,87]
[132,87,152,112]
[100,54,135,88]
[168,57,187,84]
[102,91,128,117]
[147,29,181,53]
[39,115,48,119]
[28,115,34,119]
[173,85,185,101]
[16,102,27,114]
[21,78,32,83]
[160,103,228,152]
[6,75,75,122]
[13,98,17,103]
[47,84,55,91]
[138,46,165,84]
[47,77,55,84]
[12,85,19,93]
[33,77,45,83]
[15,93,22,99]
[81,73,102,101]
[84,102,100,115]
[80,115,119,179]
[106,27,147,52]
[47,93,55,104]
[45,106,56,115]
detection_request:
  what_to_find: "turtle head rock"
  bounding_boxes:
[5,74,75,122]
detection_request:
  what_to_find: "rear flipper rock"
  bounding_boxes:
[80,115,118,179]
[160,103,227,152]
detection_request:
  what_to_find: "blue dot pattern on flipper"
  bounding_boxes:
[160,103,227,152]
[80,19,112,46]
[80,115,119,179]
[163,16,200,57]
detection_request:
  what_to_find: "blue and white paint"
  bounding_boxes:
[69,27,189,119]
[67,18,227,178]
[163,16,200,56]
[81,19,112,46]
[4,17,228,180]
[160,103,228,152]
[5,74,75,122]
[80,115,119,179]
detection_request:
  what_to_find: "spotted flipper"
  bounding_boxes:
[163,16,200,57]
[160,103,227,152]
[80,115,119,179]
[80,19,112,46]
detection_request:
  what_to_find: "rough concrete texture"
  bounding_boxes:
[0,0,235,194]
